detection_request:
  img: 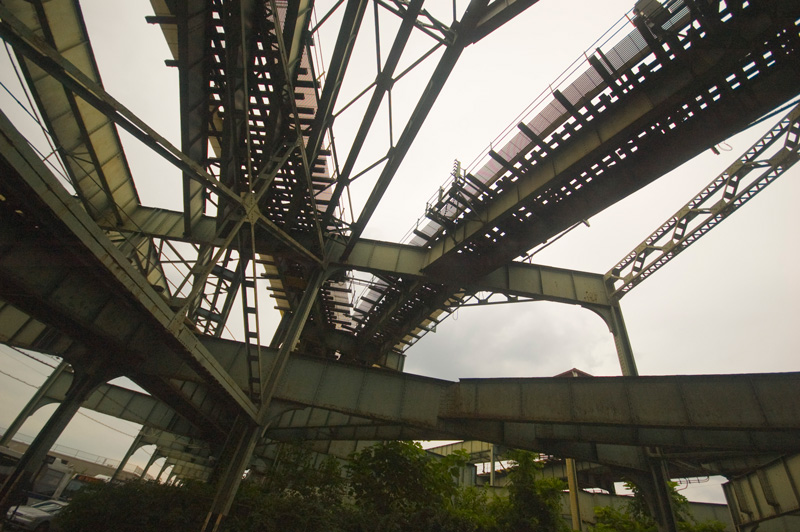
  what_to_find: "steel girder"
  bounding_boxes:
[34,343,799,476]
[1,0,139,225]
[419,0,800,283]
[198,336,800,455]
[0,0,799,509]
[0,107,257,427]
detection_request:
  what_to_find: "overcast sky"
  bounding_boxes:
[1,0,798,503]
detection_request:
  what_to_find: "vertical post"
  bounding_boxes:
[489,444,496,486]
[633,459,679,532]
[599,298,677,531]
[200,268,325,531]
[112,431,144,481]
[0,368,102,511]
[566,458,583,531]
[0,361,69,446]
[201,416,261,532]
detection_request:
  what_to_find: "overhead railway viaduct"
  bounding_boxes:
[0,0,799,530]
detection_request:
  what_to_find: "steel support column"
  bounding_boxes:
[591,302,638,377]
[201,416,261,532]
[638,459,680,532]
[0,367,104,511]
[112,431,145,481]
[566,457,583,531]
[139,451,160,480]
[155,458,171,482]
[0,360,69,446]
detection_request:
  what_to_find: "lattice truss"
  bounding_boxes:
[133,0,466,382]
[0,0,465,367]
[1,0,798,377]
[606,102,800,298]
[339,0,800,362]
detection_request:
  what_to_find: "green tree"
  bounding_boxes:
[345,440,475,531]
[223,444,348,532]
[495,450,569,532]
[591,482,727,532]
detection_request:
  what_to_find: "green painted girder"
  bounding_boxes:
[37,372,200,440]
[201,336,800,454]
[136,426,213,460]
[334,238,610,361]
[4,0,139,226]
[0,106,258,422]
[33,338,795,474]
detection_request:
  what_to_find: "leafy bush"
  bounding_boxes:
[56,442,576,532]
[57,480,211,532]
[591,482,727,532]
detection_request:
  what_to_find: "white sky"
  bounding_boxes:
[1,0,798,503]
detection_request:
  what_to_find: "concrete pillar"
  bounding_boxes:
[0,361,69,446]
[0,368,102,511]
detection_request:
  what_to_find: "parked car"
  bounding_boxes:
[5,499,67,531]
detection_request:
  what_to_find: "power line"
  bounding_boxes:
[0,368,39,388]
[2,345,58,371]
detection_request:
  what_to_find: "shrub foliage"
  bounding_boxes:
[55,443,721,532]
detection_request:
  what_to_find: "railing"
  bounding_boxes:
[1,429,144,476]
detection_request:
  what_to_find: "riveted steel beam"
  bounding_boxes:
[38,371,204,439]
[421,1,800,282]
[468,0,541,44]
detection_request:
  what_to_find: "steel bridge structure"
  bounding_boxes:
[0,0,799,530]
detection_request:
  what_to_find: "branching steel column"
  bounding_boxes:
[0,360,69,446]
[201,416,261,532]
[139,451,160,480]
[112,431,145,481]
[591,302,638,377]
[0,368,105,511]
